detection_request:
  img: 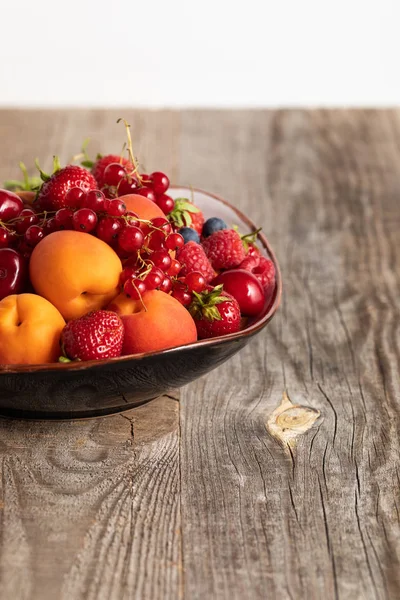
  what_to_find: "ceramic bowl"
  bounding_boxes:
[0,187,282,419]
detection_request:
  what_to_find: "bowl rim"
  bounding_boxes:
[0,186,282,374]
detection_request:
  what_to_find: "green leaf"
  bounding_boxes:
[81,160,94,168]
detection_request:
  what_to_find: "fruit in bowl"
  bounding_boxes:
[0,121,281,418]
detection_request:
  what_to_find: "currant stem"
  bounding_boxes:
[116,118,143,184]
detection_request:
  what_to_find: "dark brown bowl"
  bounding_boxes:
[0,187,282,419]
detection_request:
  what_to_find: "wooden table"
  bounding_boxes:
[0,109,399,600]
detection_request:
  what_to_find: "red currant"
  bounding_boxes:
[171,287,192,306]
[165,232,184,250]
[83,190,106,212]
[65,187,86,208]
[54,208,74,230]
[140,174,152,186]
[150,171,170,195]
[184,271,206,293]
[117,176,139,196]
[159,275,172,294]
[118,225,144,253]
[150,217,171,234]
[151,250,171,271]
[103,162,127,187]
[43,218,57,236]
[144,267,164,290]
[96,217,122,244]
[73,208,98,233]
[136,187,156,202]
[146,230,166,251]
[156,193,174,214]
[124,211,140,227]
[105,198,127,217]
[167,258,182,277]
[14,209,39,234]
[124,277,146,299]
[25,225,44,247]
[120,267,138,286]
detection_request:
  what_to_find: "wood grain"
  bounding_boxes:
[0,109,399,599]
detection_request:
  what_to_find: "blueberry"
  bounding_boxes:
[202,217,228,237]
[179,227,200,244]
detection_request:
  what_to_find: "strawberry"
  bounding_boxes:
[36,158,97,211]
[189,285,241,339]
[177,241,215,283]
[239,254,275,289]
[168,198,204,235]
[60,310,124,361]
[91,154,134,189]
[201,229,246,270]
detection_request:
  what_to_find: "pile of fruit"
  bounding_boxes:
[0,123,276,365]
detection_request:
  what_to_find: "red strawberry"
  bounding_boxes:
[168,198,204,235]
[239,255,275,289]
[60,310,124,361]
[177,241,215,283]
[91,154,134,189]
[201,229,246,270]
[189,285,241,339]
[36,158,97,211]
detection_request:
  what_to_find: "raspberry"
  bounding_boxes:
[239,255,276,289]
[177,241,215,283]
[201,229,246,270]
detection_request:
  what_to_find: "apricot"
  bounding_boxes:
[30,231,122,321]
[108,290,197,354]
[0,294,65,364]
[120,194,167,220]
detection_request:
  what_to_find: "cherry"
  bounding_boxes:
[118,225,144,253]
[151,250,171,271]
[159,275,172,294]
[213,269,265,316]
[96,217,122,244]
[117,177,139,196]
[105,198,127,217]
[54,208,74,230]
[0,229,10,249]
[65,187,86,209]
[144,267,164,290]
[0,248,27,300]
[124,277,146,299]
[165,232,184,250]
[103,162,127,187]
[184,271,206,293]
[25,225,44,247]
[136,187,156,202]
[73,208,98,233]
[0,190,24,222]
[13,209,38,234]
[83,190,106,212]
[156,193,174,214]
[151,172,170,195]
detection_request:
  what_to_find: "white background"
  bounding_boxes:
[1,0,399,107]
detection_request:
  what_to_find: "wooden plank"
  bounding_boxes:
[179,110,400,599]
[0,110,182,600]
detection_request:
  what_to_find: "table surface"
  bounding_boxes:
[0,109,399,600]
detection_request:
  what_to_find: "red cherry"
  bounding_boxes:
[0,248,27,300]
[136,187,156,202]
[124,277,146,299]
[25,225,44,247]
[151,250,171,271]
[159,275,172,293]
[73,208,98,233]
[0,228,10,249]
[83,190,106,212]
[213,269,265,316]
[65,187,86,209]
[118,225,144,253]
[156,194,174,214]
[184,271,206,293]
[0,190,24,222]
[103,162,127,187]
[96,217,122,244]
[105,198,127,217]
[54,208,74,230]
[150,171,170,195]
[165,232,184,250]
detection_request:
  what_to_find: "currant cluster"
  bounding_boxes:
[102,163,174,215]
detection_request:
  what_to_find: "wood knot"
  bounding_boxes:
[267,391,321,446]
